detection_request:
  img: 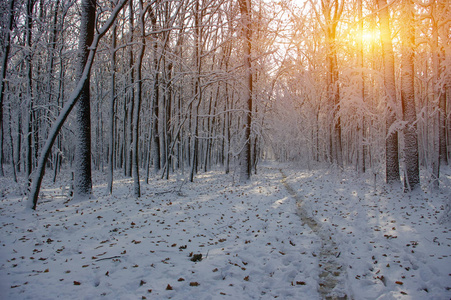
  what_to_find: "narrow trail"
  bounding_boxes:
[279,169,348,300]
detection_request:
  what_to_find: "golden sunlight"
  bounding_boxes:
[359,31,379,44]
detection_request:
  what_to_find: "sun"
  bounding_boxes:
[360,31,378,44]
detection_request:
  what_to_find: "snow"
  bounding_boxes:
[1,162,450,299]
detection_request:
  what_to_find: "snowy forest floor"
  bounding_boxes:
[1,162,450,299]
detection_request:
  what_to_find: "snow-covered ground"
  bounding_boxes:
[282,163,451,299]
[1,162,450,299]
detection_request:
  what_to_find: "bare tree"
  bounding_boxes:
[28,0,128,209]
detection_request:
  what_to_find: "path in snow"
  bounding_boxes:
[280,169,347,300]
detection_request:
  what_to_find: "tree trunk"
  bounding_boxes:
[16,112,22,173]
[73,0,96,199]
[238,0,252,181]
[430,1,440,186]
[377,0,400,184]
[357,0,365,173]
[133,0,147,197]
[149,5,160,174]
[7,105,17,182]
[400,0,419,190]
[25,0,34,184]
[438,68,447,166]
[152,78,160,173]
[108,22,117,194]
[126,0,135,178]
[190,0,202,183]
[224,86,231,174]
[431,0,448,187]
[164,62,173,180]
[50,0,61,183]
[0,0,15,177]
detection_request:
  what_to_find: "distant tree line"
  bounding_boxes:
[0,0,448,209]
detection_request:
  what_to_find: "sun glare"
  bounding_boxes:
[360,31,378,44]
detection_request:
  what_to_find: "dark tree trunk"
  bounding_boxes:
[0,0,15,177]
[133,0,147,197]
[108,22,117,194]
[25,0,34,184]
[150,5,160,174]
[238,0,252,181]
[190,0,202,183]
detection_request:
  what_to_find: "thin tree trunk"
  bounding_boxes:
[150,6,160,174]
[25,0,34,184]
[16,112,22,173]
[133,0,147,197]
[190,0,202,183]
[431,1,448,186]
[164,62,173,180]
[108,22,117,194]
[431,1,441,186]
[357,0,365,173]
[7,105,17,182]
[238,0,252,181]
[224,86,231,174]
[126,0,135,178]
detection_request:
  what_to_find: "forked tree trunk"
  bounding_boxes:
[28,0,127,209]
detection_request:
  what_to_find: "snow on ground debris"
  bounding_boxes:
[283,163,451,299]
[1,162,450,299]
[0,166,320,299]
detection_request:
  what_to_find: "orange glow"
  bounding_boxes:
[359,30,378,45]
